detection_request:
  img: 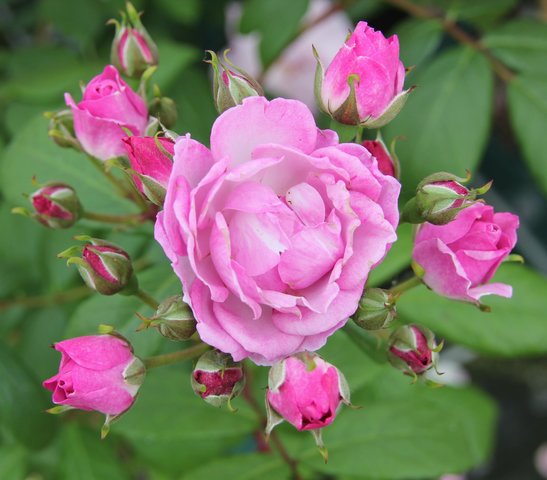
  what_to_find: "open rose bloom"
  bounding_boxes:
[155,96,400,364]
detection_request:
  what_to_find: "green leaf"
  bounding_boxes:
[392,19,442,70]
[507,74,547,195]
[292,386,495,479]
[239,0,309,67]
[114,368,259,473]
[398,264,547,356]
[179,453,289,480]
[65,260,180,357]
[151,40,199,92]
[0,341,58,450]
[60,424,129,480]
[0,114,136,214]
[0,444,26,480]
[156,0,202,25]
[384,47,493,200]
[484,20,547,75]
[368,223,413,287]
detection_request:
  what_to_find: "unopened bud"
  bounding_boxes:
[60,237,137,296]
[207,50,263,113]
[110,2,158,78]
[191,350,245,408]
[46,109,80,150]
[353,288,396,330]
[140,295,196,340]
[149,92,177,129]
[363,139,399,178]
[14,183,82,229]
[388,324,439,377]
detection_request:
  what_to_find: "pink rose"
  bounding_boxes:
[123,136,174,203]
[155,96,400,364]
[43,335,144,415]
[65,65,148,161]
[266,354,349,431]
[413,203,519,303]
[317,21,409,127]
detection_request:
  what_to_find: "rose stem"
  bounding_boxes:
[82,211,147,224]
[143,342,210,369]
[388,275,423,296]
[382,0,514,83]
[135,289,160,310]
[0,285,91,313]
[241,365,302,480]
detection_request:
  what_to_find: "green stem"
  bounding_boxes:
[135,289,159,310]
[0,286,90,313]
[355,126,364,144]
[143,342,209,369]
[342,322,388,364]
[83,211,146,225]
[388,275,423,296]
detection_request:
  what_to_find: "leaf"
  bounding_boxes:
[156,0,202,25]
[0,114,136,214]
[368,223,413,287]
[292,386,495,479]
[65,260,180,357]
[239,0,309,67]
[484,20,547,75]
[383,47,493,200]
[179,453,289,480]
[60,424,129,480]
[114,368,259,473]
[507,74,547,195]
[0,340,58,450]
[398,264,547,356]
[0,444,26,480]
[150,40,199,92]
[392,19,442,71]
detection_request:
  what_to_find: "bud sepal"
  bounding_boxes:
[137,295,196,341]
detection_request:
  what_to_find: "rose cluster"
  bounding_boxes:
[26,4,520,458]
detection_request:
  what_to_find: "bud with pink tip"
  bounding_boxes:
[110,2,158,78]
[43,334,145,435]
[363,138,399,178]
[191,350,245,408]
[122,135,174,205]
[388,324,439,377]
[13,183,82,229]
[266,353,351,461]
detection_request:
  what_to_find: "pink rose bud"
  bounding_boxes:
[43,335,145,418]
[123,136,174,205]
[413,203,519,304]
[191,350,245,408]
[315,21,411,127]
[65,65,149,161]
[22,183,81,229]
[389,324,438,377]
[138,295,196,341]
[60,237,137,296]
[363,139,399,178]
[402,172,492,225]
[110,2,158,78]
[353,288,397,330]
[207,50,264,113]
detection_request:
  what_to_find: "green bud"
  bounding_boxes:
[353,288,397,330]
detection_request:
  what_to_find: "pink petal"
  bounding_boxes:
[173,135,215,188]
[285,182,325,227]
[468,282,513,300]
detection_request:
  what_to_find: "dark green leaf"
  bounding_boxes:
[156,0,202,25]
[0,341,58,449]
[398,264,547,356]
[384,47,493,200]
[392,19,442,70]
[507,74,547,195]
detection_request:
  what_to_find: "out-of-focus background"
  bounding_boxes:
[0,1,546,479]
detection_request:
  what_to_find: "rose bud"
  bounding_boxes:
[109,2,158,78]
[65,65,148,161]
[191,350,245,409]
[266,353,351,461]
[388,324,439,377]
[138,295,196,341]
[46,109,80,151]
[363,138,399,178]
[412,203,519,305]
[402,172,492,225]
[14,183,82,229]
[353,288,396,330]
[315,21,412,128]
[43,334,145,435]
[207,50,263,113]
[61,237,137,296]
[122,135,174,205]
